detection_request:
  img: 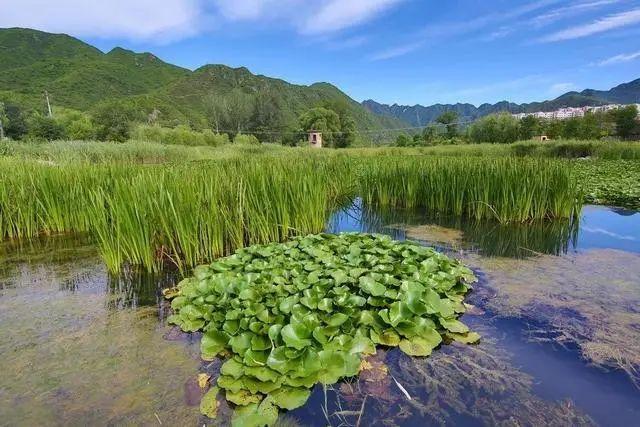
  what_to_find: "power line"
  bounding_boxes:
[208,119,476,136]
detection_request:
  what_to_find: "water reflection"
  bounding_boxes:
[329,199,580,258]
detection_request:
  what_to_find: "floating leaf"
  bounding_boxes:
[200,387,220,419]
[166,233,478,426]
[269,386,311,410]
[226,389,262,406]
[440,318,470,334]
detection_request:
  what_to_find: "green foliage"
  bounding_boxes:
[395,134,412,147]
[574,160,640,209]
[611,105,639,140]
[56,109,96,140]
[359,157,582,223]
[166,233,478,423]
[0,28,404,144]
[436,111,459,139]
[468,113,520,144]
[519,115,540,140]
[27,114,66,141]
[233,134,261,146]
[298,106,356,148]
[131,124,229,146]
[91,100,143,142]
[3,104,27,139]
[299,107,341,146]
[0,145,626,271]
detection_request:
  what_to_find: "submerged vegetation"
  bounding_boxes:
[0,152,585,271]
[165,233,478,424]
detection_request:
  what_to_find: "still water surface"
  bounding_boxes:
[0,205,638,426]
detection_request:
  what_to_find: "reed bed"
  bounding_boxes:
[359,157,582,223]
[0,154,582,271]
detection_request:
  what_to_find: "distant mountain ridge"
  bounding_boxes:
[0,27,404,132]
[362,78,640,127]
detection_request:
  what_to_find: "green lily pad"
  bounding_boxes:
[166,233,478,426]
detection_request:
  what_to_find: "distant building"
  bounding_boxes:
[308,130,323,148]
[512,103,639,121]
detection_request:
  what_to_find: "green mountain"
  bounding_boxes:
[363,78,640,127]
[0,27,404,133]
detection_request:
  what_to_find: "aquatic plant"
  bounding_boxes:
[164,233,478,425]
[0,152,590,272]
[574,160,640,209]
[359,157,582,223]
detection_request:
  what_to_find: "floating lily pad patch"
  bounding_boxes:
[165,233,479,425]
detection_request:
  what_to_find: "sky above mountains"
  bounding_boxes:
[2,0,640,106]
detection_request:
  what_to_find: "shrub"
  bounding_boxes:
[234,133,260,145]
[132,124,230,147]
[201,129,229,146]
[511,142,540,157]
[395,134,412,147]
[27,115,66,141]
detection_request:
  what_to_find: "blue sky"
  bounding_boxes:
[2,0,640,106]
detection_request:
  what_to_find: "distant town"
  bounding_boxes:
[513,104,640,121]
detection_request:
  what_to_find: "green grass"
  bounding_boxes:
[358,157,581,223]
[0,157,353,271]
[0,147,586,271]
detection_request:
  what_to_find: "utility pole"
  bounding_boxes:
[0,101,5,140]
[44,90,53,118]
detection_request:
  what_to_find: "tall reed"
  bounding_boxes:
[358,157,582,223]
[0,154,581,271]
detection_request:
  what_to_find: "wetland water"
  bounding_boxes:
[1,205,639,426]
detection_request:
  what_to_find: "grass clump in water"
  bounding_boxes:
[164,233,478,425]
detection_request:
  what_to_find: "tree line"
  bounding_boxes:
[395,105,640,146]
[0,92,357,148]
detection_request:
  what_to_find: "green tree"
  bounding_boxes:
[577,112,601,140]
[611,105,639,140]
[226,89,254,134]
[436,111,459,139]
[336,115,356,148]
[542,120,564,140]
[92,100,142,142]
[519,115,540,140]
[204,94,229,133]
[395,133,412,147]
[299,107,341,147]
[468,113,520,144]
[58,110,96,140]
[4,104,27,139]
[251,90,286,143]
[562,117,580,139]
[28,114,66,141]
[422,125,439,144]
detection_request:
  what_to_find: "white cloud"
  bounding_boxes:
[212,0,301,22]
[369,41,424,61]
[0,0,207,42]
[0,0,403,42]
[301,0,404,35]
[530,0,621,28]
[539,8,640,42]
[370,0,563,60]
[594,50,640,65]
